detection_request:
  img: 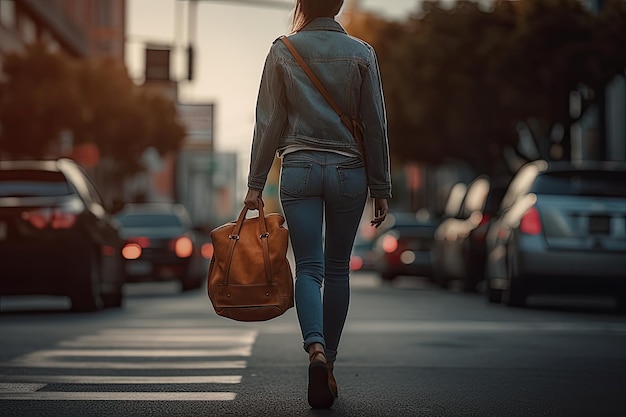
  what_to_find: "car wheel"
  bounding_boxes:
[380,272,397,282]
[71,251,104,312]
[433,269,450,289]
[616,294,626,314]
[102,287,123,308]
[487,286,503,303]
[462,275,480,293]
[181,277,203,292]
[503,275,527,307]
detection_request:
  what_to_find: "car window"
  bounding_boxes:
[115,213,182,228]
[531,170,626,198]
[0,170,72,197]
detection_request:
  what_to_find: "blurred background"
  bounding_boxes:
[1,0,625,309]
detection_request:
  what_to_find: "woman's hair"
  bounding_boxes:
[290,0,344,33]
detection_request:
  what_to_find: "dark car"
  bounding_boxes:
[432,175,507,292]
[371,211,438,282]
[114,203,211,291]
[431,175,491,290]
[0,159,125,311]
[485,160,626,308]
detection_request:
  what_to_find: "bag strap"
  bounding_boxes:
[278,35,366,163]
[224,198,273,286]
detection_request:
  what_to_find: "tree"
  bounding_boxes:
[0,42,186,179]
[344,0,626,175]
[0,42,79,158]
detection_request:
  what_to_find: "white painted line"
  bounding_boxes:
[103,320,248,328]
[98,328,257,336]
[16,347,252,358]
[0,376,241,384]
[61,334,256,346]
[3,360,247,370]
[0,383,46,393]
[0,392,237,401]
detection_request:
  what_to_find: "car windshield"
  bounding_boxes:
[116,213,182,228]
[0,170,72,197]
[531,170,626,198]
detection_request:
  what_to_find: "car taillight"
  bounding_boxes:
[350,255,363,271]
[21,208,78,229]
[479,213,492,227]
[201,242,214,259]
[172,236,193,258]
[122,243,142,260]
[382,235,399,253]
[520,207,542,235]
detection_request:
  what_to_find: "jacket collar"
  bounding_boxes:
[300,17,347,34]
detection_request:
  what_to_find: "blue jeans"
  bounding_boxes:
[280,150,368,363]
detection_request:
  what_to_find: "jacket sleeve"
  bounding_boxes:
[360,45,392,199]
[247,44,287,191]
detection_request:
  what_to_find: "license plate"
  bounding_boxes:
[0,221,6,240]
[589,216,610,234]
[126,261,153,275]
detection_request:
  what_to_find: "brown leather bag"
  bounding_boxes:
[207,200,294,321]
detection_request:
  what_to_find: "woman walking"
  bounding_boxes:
[244,0,392,409]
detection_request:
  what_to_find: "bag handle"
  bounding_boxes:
[278,35,367,163]
[223,198,273,286]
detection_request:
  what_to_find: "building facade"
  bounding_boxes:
[0,0,125,67]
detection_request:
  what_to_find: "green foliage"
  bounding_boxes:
[0,42,186,178]
[345,0,626,174]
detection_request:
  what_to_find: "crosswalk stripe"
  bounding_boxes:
[61,335,255,346]
[0,327,256,402]
[0,392,237,401]
[15,347,252,358]
[0,376,242,384]
[4,360,247,370]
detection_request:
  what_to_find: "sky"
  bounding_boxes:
[125,0,423,186]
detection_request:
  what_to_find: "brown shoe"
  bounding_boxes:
[328,362,338,398]
[308,350,334,409]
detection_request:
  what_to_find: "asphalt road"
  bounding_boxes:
[1,273,625,417]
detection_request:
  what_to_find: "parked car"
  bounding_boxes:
[432,175,508,292]
[463,180,507,292]
[0,159,125,311]
[431,175,491,290]
[114,203,211,291]
[485,160,626,309]
[350,233,377,272]
[370,211,438,282]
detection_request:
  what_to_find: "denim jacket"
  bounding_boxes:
[247,18,392,199]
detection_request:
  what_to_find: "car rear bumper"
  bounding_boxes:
[515,244,626,293]
[0,239,93,296]
[378,251,433,278]
[122,254,191,282]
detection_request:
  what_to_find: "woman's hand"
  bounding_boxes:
[244,188,262,210]
[370,198,388,228]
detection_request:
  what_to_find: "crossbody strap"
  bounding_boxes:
[278,35,366,163]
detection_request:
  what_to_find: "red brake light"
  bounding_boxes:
[122,243,142,260]
[382,235,399,253]
[520,207,542,235]
[350,255,363,271]
[201,242,214,259]
[173,236,193,258]
[21,208,78,229]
